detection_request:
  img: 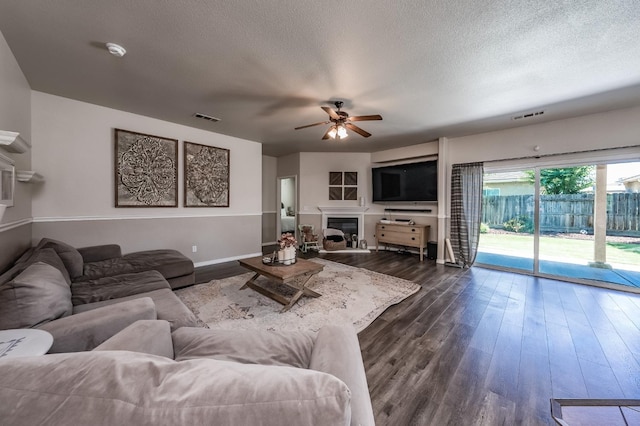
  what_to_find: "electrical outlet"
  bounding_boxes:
[192,245,197,253]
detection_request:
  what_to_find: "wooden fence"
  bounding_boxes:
[482,193,640,235]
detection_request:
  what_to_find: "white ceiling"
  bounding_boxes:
[1,1,640,157]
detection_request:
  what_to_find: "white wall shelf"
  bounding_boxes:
[16,171,43,183]
[0,130,31,153]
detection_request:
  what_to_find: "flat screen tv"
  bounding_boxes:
[372,160,437,202]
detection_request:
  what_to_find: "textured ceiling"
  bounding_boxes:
[1,1,640,156]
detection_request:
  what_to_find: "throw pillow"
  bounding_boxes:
[36,238,84,279]
[0,262,72,329]
[26,248,72,285]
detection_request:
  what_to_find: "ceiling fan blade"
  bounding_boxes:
[348,114,383,122]
[294,121,329,130]
[321,106,340,120]
[321,127,333,140]
[345,123,371,138]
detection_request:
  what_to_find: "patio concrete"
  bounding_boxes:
[476,252,640,289]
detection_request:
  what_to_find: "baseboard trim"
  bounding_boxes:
[194,252,263,268]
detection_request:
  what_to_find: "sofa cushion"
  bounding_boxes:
[39,297,157,353]
[71,270,170,305]
[93,320,174,359]
[78,249,193,282]
[0,351,352,426]
[0,262,72,329]
[73,288,198,331]
[37,238,84,278]
[173,327,316,368]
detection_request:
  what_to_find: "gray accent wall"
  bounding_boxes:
[262,212,277,245]
[33,215,261,265]
[0,223,31,271]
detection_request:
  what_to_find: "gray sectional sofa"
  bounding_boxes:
[0,320,375,426]
[0,238,199,352]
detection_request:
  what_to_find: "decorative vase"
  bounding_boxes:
[278,249,285,264]
[283,246,295,265]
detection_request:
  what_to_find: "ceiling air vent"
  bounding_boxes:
[193,112,221,123]
[512,110,545,121]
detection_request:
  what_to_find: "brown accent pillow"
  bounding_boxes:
[0,262,72,329]
[37,238,84,279]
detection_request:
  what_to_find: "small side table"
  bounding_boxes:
[0,329,54,358]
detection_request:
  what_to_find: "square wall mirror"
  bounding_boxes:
[0,153,15,207]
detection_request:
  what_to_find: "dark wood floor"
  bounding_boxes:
[195,249,640,425]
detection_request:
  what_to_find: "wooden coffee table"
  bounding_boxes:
[238,256,324,312]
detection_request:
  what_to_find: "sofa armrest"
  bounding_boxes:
[309,325,375,426]
[77,244,122,263]
[37,297,157,353]
[94,320,174,358]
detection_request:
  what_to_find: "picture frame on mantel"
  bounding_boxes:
[0,153,15,207]
[184,141,230,207]
[114,129,178,207]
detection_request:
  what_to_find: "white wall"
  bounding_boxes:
[262,156,277,212]
[0,29,32,269]
[299,152,372,212]
[448,105,640,165]
[31,92,263,265]
[261,155,277,244]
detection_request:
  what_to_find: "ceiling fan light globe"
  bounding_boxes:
[328,127,338,139]
[337,126,348,139]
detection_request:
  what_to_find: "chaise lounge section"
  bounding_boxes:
[0,238,199,353]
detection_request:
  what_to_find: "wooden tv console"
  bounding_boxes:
[375,222,430,261]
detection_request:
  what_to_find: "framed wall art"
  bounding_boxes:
[184,141,230,207]
[114,129,178,207]
[328,171,358,200]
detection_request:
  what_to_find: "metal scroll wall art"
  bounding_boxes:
[114,129,230,208]
[184,141,229,207]
[115,129,178,207]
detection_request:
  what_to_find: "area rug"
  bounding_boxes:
[175,258,421,332]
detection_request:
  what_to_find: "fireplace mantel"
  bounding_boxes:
[317,206,369,213]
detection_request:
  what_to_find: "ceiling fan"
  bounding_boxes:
[294,101,382,140]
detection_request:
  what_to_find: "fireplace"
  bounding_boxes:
[327,217,358,238]
[318,206,368,245]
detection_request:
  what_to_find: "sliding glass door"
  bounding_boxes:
[477,161,640,291]
[477,169,535,273]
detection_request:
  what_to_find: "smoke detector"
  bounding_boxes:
[106,42,126,57]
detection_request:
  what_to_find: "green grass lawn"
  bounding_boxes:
[479,233,640,265]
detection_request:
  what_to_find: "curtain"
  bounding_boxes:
[450,162,484,268]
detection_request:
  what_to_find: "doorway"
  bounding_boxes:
[477,160,640,292]
[277,176,297,239]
